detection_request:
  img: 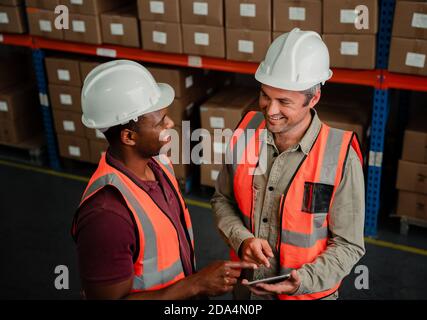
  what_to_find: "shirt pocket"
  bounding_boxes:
[302,182,334,214]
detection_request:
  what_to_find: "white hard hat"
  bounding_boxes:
[255,28,332,91]
[81,60,174,130]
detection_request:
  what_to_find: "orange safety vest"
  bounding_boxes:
[72,153,195,293]
[228,111,363,300]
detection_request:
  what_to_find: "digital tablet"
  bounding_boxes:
[244,274,291,286]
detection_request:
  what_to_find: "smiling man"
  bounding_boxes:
[71,60,255,300]
[211,28,366,300]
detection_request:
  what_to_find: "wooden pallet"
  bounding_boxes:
[0,135,46,166]
[391,214,427,236]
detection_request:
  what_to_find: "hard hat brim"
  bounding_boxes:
[255,69,333,91]
[81,82,175,129]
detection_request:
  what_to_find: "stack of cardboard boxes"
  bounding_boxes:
[396,113,427,221]
[45,55,108,163]
[199,86,257,187]
[225,0,271,62]
[273,0,322,39]
[0,0,27,33]
[138,0,183,53]
[26,0,127,44]
[181,0,225,58]
[389,0,427,76]
[0,56,41,145]
[322,0,378,70]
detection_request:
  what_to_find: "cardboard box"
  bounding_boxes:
[0,118,41,144]
[64,0,127,15]
[316,106,366,147]
[45,56,82,86]
[0,0,23,5]
[57,134,91,162]
[323,34,376,70]
[200,87,257,132]
[0,84,38,122]
[79,60,101,81]
[273,0,321,33]
[138,0,180,22]
[402,123,427,164]
[141,21,183,54]
[396,191,427,221]
[85,127,107,141]
[388,37,427,76]
[226,0,271,31]
[181,0,224,26]
[0,5,27,34]
[200,163,222,187]
[49,84,81,112]
[182,24,225,58]
[25,0,58,10]
[147,65,203,98]
[64,13,102,45]
[396,160,427,194]
[323,0,378,34]
[101,6,140,48]
[52,109,86,137]
[168,95,198,125]
[392,1,427,40]
[89,139,108,164]
[26,7,63,40]
[226,28,271,62]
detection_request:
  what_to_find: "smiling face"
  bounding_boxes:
[259,84,320,135]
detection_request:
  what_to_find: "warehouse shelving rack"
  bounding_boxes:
[1,0,427,236]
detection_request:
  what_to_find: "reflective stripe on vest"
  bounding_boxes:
[230,111,363,300]
[76,154,194,292]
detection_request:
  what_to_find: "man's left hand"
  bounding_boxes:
[242,270,301,296]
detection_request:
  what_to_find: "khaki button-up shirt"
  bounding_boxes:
[211,109,366,300]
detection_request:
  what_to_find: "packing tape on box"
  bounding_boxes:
[185,76,193,88]
[110,23,124,36]
[412,13,427,29]
[211,169,219,181]
[150,1,165,14]
[39,20,52,32]
[340,9,358,24]
[0,101,8,112]
[69,146,81,157]
[193,2,208,16]
[153,31,167,44]
[405,52,426,68]
[0,12,9,24]
[289,7,306,21]
[60,94,73,105]
[210,116,225,129]
[238,40,254,54]
[57,69,71,81]
[240,3,256,17]
[194,32,209,46]
[71,0,84,5]
[63,120,76,132]
[72,20,86,33]
[340,41,359,56]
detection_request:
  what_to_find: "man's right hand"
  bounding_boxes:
[190,261,257,297]
[239,238,274,268]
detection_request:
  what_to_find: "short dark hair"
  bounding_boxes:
[103,119,140,146]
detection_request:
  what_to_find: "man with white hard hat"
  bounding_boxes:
[212,28,365,300]
[71,60,256,299]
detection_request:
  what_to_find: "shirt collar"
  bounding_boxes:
[265,108,322,155]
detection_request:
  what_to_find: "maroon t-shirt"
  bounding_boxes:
[73,151,194,286]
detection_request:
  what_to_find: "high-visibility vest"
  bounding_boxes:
[228,111,363,300]
[72,153,195,293]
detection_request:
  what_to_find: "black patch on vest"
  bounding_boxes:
[302,182,334,214]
